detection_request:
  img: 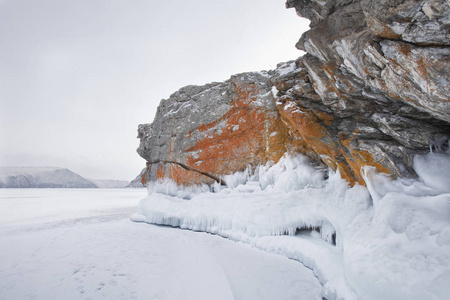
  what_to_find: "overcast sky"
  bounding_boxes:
[0,0,309,181]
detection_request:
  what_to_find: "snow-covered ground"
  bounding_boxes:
[2,153,448,300]
[133,154,450,300]
[0,188,322,300]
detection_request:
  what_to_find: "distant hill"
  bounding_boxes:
[0,167,129,188]
[88,179,129,189]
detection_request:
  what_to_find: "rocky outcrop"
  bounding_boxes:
[137,68,296,185]
[137,0,449,186]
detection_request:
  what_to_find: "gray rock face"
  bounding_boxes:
[290,1,450,120]
[279,0,450,182]
[360,0,450,45]
[136,0,449,186]
[137,81,232,165]
[137,69,292,185]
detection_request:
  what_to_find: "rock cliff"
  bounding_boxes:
[137,0,449,186]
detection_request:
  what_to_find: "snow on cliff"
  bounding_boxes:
[132,153,450,300]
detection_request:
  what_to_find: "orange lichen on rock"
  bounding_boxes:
[168,163,215,186]
[364,13,402,40]
[153,162,217,186]
[156,164,166,180]
[313,109,334,126]
[339,136,392,185]
[187,83,289,180]
[150,81,395,186]
[141,172,147,186]
[276,97,392,185]
[277,99,355,183]
[159,81,291,185]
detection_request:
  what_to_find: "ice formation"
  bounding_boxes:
[132,154,450,300]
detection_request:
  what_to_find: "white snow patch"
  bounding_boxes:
[256,71,271,78]
[275,61,298,76]
[271,86,279,98]
[413,153,450,193]
[283,101,300,111]
[251,91,274,108]
[164,102,193,117]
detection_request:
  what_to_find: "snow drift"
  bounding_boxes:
[132,154,450,300]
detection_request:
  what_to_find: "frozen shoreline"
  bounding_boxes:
[133,154,450,300]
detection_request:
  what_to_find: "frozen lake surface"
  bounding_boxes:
[0,188,322,300]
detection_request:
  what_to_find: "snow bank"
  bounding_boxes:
[132,154,450,300]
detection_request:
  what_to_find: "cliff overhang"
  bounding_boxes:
[136,0,450,186]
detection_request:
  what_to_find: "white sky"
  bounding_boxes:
[0,0,309,181]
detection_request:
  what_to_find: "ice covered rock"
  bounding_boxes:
[133,154,450,300]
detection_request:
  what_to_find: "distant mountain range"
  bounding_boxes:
[0,167,130,188]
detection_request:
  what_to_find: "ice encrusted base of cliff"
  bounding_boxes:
[132,154,450,300]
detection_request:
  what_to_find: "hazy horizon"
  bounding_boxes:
[0,0,309,181]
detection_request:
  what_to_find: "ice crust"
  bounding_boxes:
[132,154,450,300]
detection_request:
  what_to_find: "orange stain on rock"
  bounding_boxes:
[339,137,391,185]
[155,80,394,187]
[277,97,391,186]
[313,109,334,126]
[156,165,166,180]
[141,172,147,186]
[159,81,291,185]
[169,164,215,186]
